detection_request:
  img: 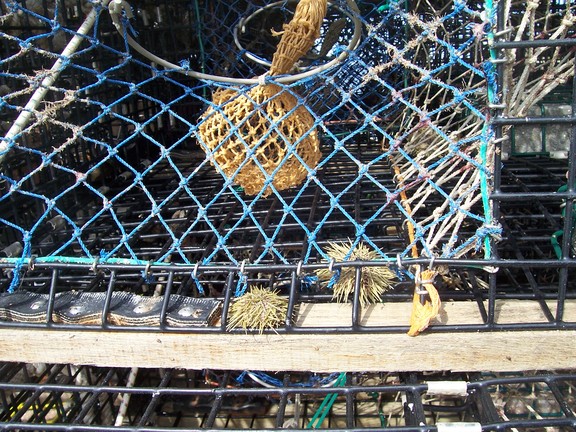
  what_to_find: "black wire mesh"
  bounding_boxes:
[0,363,575,430]
[0,0,574,363]
[2,2,576,431]
[0,0,574,334]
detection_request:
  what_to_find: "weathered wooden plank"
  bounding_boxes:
[1,300,574,371]
[0,328,574,372]
[295,299,576,327]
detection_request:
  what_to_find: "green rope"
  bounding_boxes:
[481,0,498,260]
[480,124,493,260]
[0,256,152,266]
[307,372,346,429]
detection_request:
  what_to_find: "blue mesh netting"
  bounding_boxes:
[0,0,502,290]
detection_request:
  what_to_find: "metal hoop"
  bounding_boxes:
[239,259,247,275]
[109,0,362,85]
[233,0,362,73]
[328,257,336,273]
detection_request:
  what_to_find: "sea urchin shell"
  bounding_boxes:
[227,286,289,334]
[316,241,396,307]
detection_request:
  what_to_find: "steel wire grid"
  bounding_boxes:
[0,363,576,430]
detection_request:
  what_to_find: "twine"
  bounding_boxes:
[198,0,327,196]
[198,84,321,196]
[407,269,441,337]
[270,0,328,75]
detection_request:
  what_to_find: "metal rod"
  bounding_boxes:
[0,2,106,164]
[493,116,576,125]
[494,38,576,48]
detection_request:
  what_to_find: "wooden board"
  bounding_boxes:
[0,328,574,372]
[1,300,574,371]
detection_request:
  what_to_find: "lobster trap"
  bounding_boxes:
[1,0,576,428]
[2,364,576,431]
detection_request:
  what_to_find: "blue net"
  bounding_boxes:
[0,0,502,291]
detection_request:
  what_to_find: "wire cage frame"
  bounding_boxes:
[0,0,575,373]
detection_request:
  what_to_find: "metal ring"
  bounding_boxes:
[414,264,422,286]
[396,254,403,269]
[28,256,36,271]
[109,0,362,85]
[233,0,362,73]
[240,259,247,274]
[193,261,201,279]
[144,260,152,276]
